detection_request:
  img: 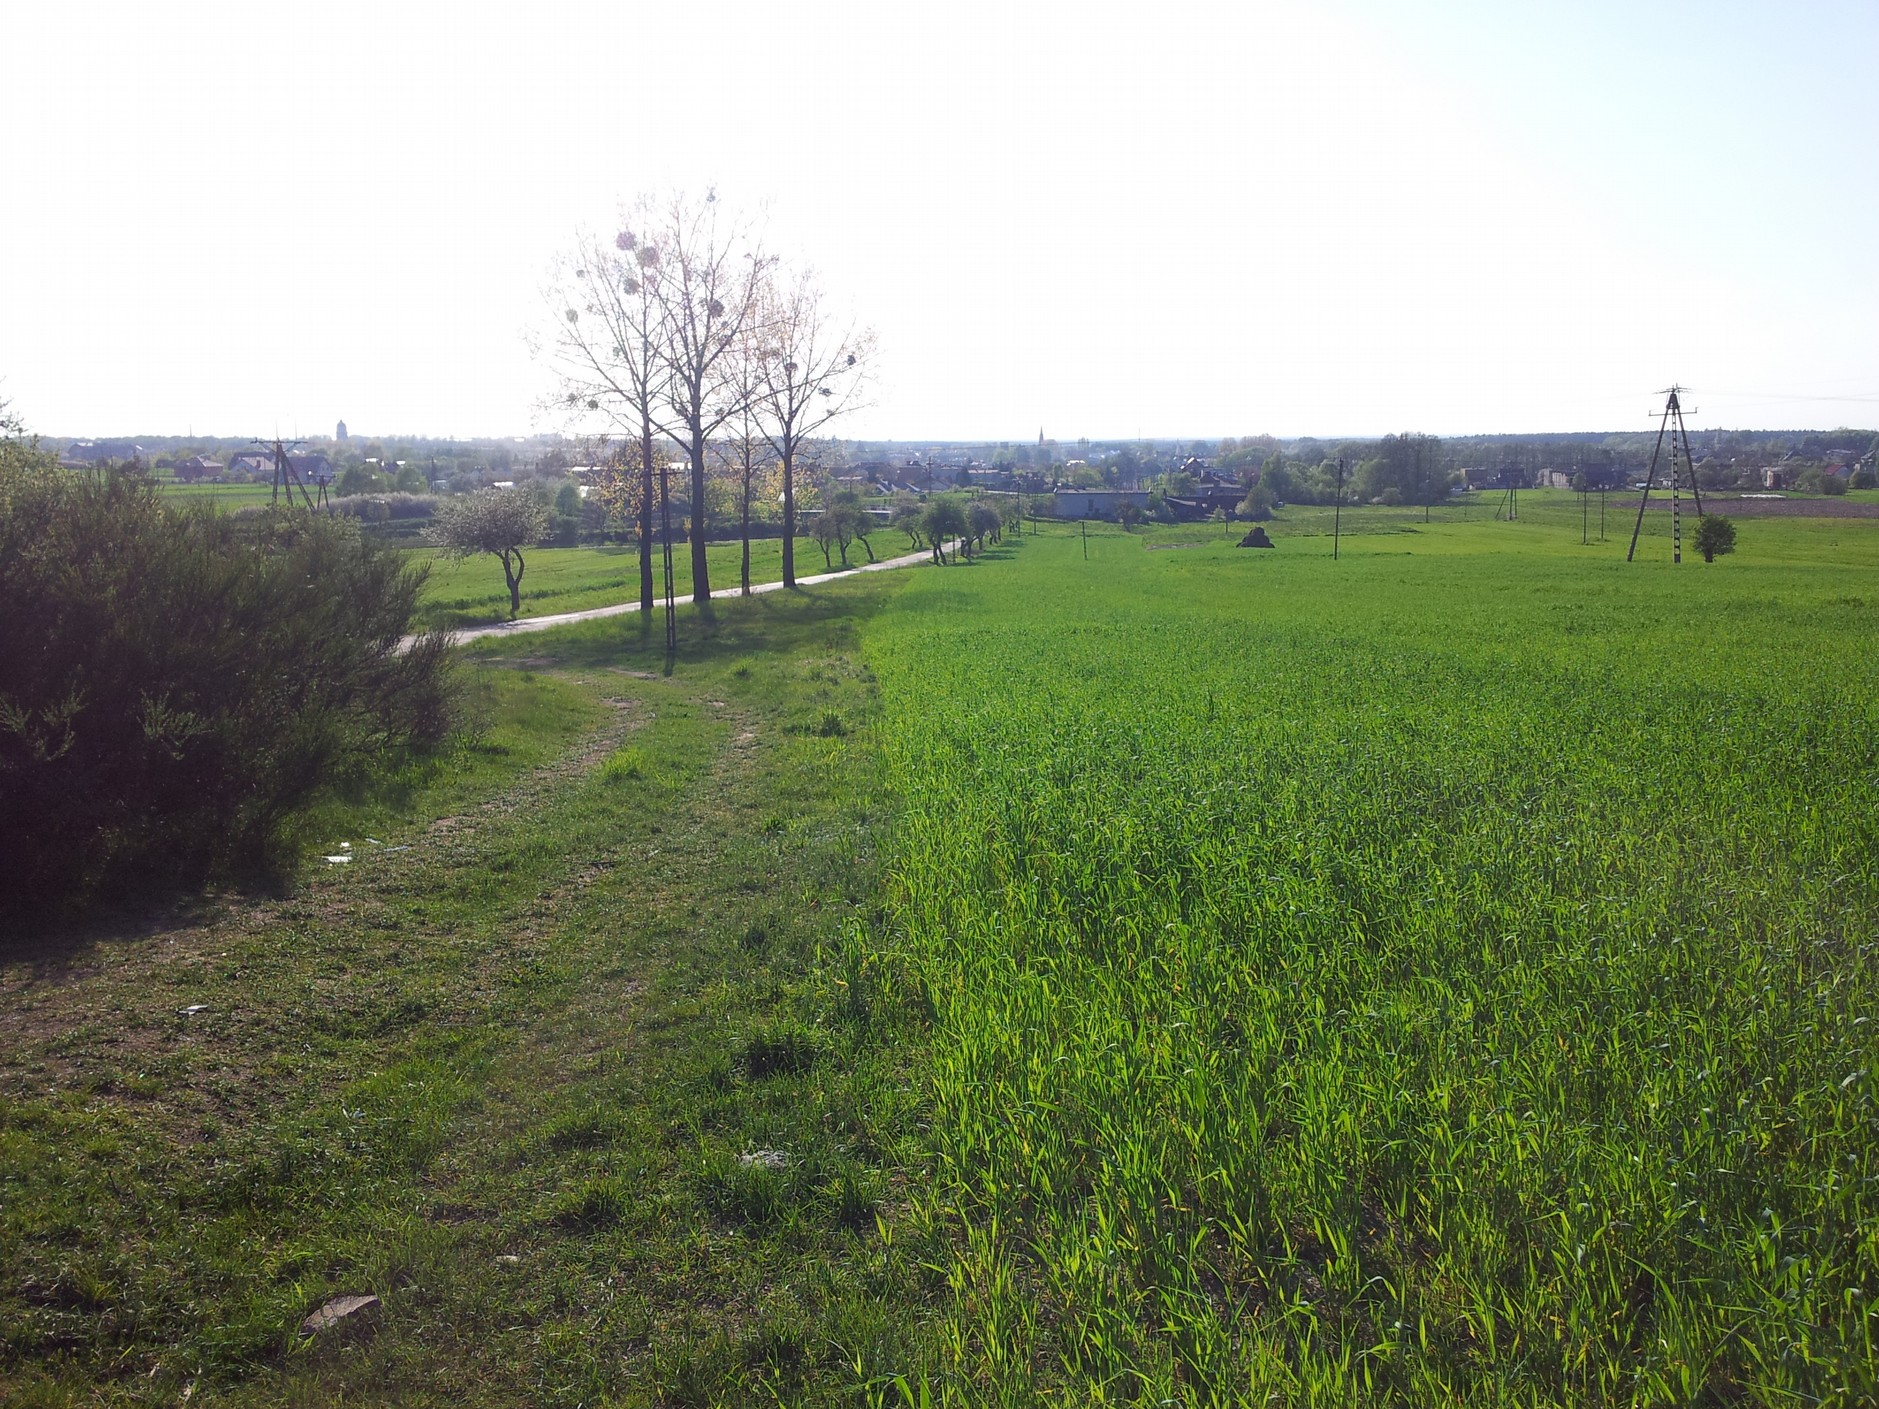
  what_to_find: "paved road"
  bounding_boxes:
[418,543,948,648]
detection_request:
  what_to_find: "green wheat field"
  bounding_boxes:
[867,506,1879,1404]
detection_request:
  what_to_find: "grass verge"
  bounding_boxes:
[1,578,937,1407]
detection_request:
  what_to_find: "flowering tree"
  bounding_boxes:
[426,488,549,619]
[585,439,650,548]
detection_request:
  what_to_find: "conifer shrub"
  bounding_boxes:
[0,460,455,917]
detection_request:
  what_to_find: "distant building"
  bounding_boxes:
[227,451,273,479]
[60,440,144,466]
[291,452,334,484]
[1052,488,1150,520]
[336,419,349,442]
[226,450,332,485]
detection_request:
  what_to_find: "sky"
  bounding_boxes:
[4,0,1875,442]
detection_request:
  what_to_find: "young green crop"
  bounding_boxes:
[864,514,1879,1404]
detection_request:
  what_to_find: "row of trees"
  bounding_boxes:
[545,190,873,615]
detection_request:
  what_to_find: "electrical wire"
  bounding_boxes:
[1690,389,1879,405]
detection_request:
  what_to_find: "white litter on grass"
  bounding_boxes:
[324,855,352,865]
[180,1004,208,1015]
[300,1293,380,1335]
[739,1149,790,1171]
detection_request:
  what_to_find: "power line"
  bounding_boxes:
[1695,389,1879,405]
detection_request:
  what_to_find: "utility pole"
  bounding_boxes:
[259,438,313,510]
[1627,386,1705,563]
[659,460,677,664]
[1081,520,1088,560]
[1333,457,1346,559]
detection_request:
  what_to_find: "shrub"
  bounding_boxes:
[0,462,455,917]
[427,488,550,618]
[322,492,438,522]
[1694,513,1737,563]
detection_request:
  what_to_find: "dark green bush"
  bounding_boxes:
[0,460,455,916]
[1694,513,1737,563]
[317,491,438,521]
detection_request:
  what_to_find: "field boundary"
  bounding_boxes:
[415,540,957,647]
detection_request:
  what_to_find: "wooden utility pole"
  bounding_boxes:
[261,438,314,510]
[659,461,677,664]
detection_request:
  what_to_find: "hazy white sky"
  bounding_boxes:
[5,0,1875,441]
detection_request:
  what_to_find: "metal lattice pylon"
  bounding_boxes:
[1627,386,1705,563]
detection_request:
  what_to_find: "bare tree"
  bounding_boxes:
[639,191,768,607]
[714,406,778,596]
[545,225,667,615]
[749,266,874,588]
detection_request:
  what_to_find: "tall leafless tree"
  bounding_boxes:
[714,403,777,597]
[748,267,874,588]
[544,221,666,614]
[638,191,768,607]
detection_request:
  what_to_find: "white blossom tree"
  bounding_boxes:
[426,488,549,619]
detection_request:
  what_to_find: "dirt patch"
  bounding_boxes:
[1144,542,1209,551]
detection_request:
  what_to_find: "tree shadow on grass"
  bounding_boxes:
[0,890,231,973]
[465,574,909,677]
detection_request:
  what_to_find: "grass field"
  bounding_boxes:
[5,500,1877,1404]
[412,534,911,631]
[154,483,277,511]
[866,508,1879,1403]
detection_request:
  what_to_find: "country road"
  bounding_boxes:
[414,542,954,648]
